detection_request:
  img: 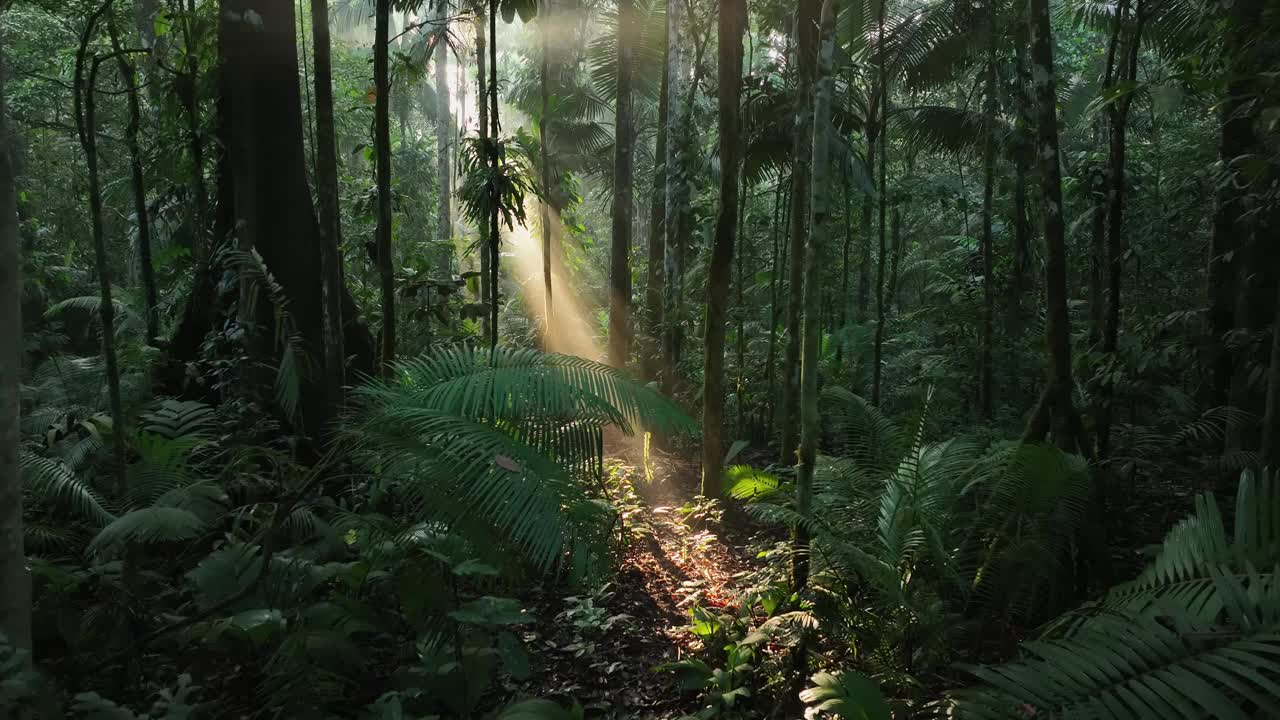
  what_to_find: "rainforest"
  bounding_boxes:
[0,0,1278,717]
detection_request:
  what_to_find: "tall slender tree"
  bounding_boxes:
[644,0,671,381]
[539,0,554,334]
[608,0,636,368]
[312,0,347,406]
[1026,0,1081,452]
[0,39,31,659]
[978,27,997,419]
[108,20,157,346]
[661,0,687,391]
[780,0,821,462]
[375,0,395,372]
[487,0,500,350]
[794,0,839,592]
[436,1,453,259]
[701,0,745,497]
[475,10,491,342]
[870,0,889,407]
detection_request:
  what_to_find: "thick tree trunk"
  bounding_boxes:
[312,0,347,408]
[701,0,745,497]
[608,0,636,368]
[375,0,395,371]
[645,5,670,381]
[108,22,158,345]
[661,0,686,392]
[0,41,31,659]
[794,0,838,592]
[214,0,373,433]
[780,0,820,463]
[1027,0,1079,451]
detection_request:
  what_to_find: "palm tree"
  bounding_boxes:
[701,0,746,497]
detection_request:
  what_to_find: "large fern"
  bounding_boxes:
[345,347,695,578]
[950,469,1280,719]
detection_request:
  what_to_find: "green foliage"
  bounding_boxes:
[800,671,892,720]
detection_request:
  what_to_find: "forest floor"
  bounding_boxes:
[507,441,765,719]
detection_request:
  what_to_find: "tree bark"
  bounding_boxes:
[108,21,158,346]
[436,1,453,255]
[780,0,820,463]
[375,0,395,372]
[766,180,786,442]
[608,0,636,368]
[794,0,838,592]
[312,0,347,409]
[475,11,491,342]
[1027,0,1078,451]
[870,0,889,407]
[978,44,996,419]
[661,0,687,392]
[180,0,208,267]
[701,0,745,497]
[488,0,500,351]
[645,3,670,381]
[75,4,129,498]
[0,39,31,659]
[539,0,553,338]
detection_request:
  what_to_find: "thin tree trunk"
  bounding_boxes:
[1011,22,1031,299]
[766,180,787,443]
[609,0,636,368]
[488,0,500,351]
[1027,0,1078,451]
[858,125,875,324]
[646,5,670,381]
[701,0,745,497]
[476,12,491,341]
[181,0,208,266]
[75,5,130,498]
[312,0,347,407]
[0,39,31,660]
[887,206,903,314]
[835,165,851,365]
[1263,281,1280,466]
[780,0,820,463]
[375,0,395,372]
[871,0,889,407]
[794,0,838,592]
[436,1,453,249]
[735,161,748,434]
[539,0,553,337]
[978,47,996,420]
[109,21,158,345]
[661,0,686,392]
[1098,0,1144,457]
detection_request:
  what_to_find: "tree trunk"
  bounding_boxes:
[780,0,820,463]
[1027,0,1079,451]
[75,9,129,498]
[608,0,636,368]
[475,12,491,341]
[1097,0,1144,458]
[375,0,395,372]
[213,0,374,433]
[870,0,889,407]
[1011,24,1031,299]
[108,21,158,346]
[701,0,745,497]
[436,1,453,251]
[180,0,208,267]
[794,0,838,592]
[539,0,554,338]
[978,48,996,420]
[835,165,851,365]
[766,180,786,442]
[312,0,347,409]
[858,125,875,325]
[645,3,671,381]
[661,0,686,392]
[488,0,500,351]
[0,40,31,659]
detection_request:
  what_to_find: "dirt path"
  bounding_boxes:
[507,444,759,718]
